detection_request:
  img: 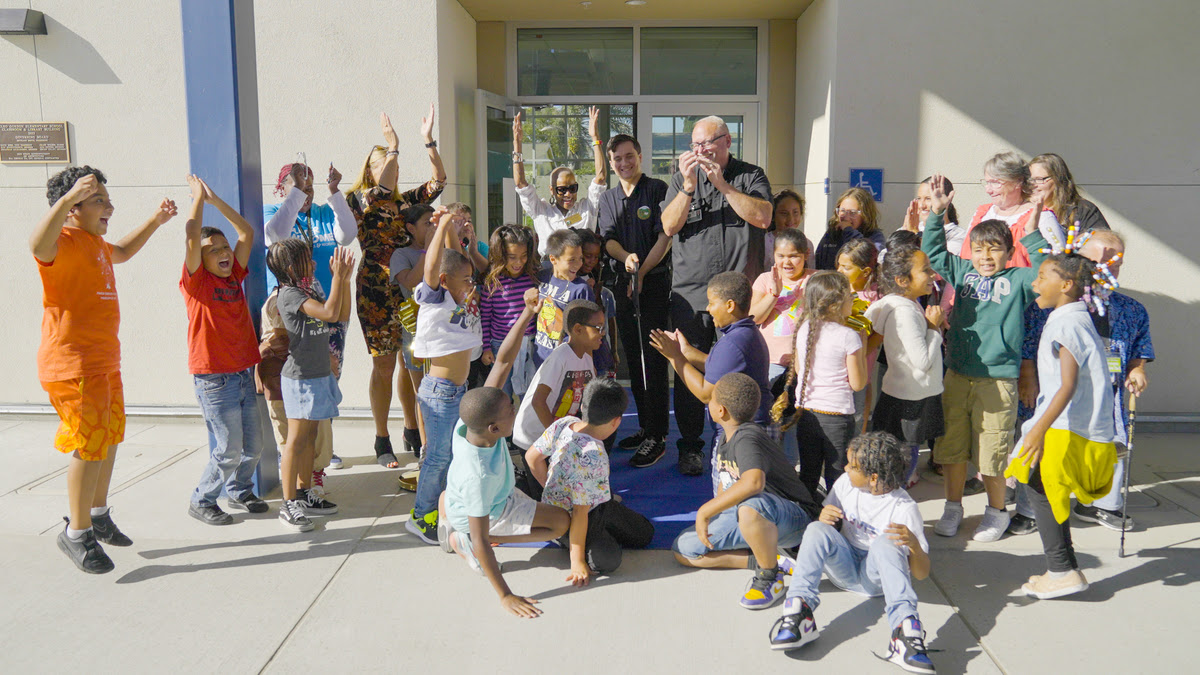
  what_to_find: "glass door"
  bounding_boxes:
[637,103,760,184]
[475,90,521,236]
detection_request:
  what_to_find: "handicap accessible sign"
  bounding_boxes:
[850,168,883,201]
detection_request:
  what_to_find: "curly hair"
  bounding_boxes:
[708,271,752,313]
[848,431,908,493]
[1043,252,1098,300]
[47,165,107,206]
[772,271,853,429]
[713,372,761,424]
[484,224,539,295]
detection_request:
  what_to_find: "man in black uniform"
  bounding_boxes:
[598,134,673,468]
[660,116,773,476]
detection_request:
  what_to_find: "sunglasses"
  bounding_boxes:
[554,184,580,195]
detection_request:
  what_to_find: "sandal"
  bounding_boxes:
[375,436,399,469]
[403,427,423,460]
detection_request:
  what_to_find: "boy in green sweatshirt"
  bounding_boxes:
[921,174,1056,543]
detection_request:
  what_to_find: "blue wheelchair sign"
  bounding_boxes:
[849,168,883,201]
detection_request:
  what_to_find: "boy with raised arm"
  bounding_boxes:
[407,207,484,544]
[180,175,266,525]
[31,166,177,573]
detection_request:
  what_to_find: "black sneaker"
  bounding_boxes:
[1073,503,1132,532]
[91,509,132,546]
[617,429,647,450]
[1006,513,1038,536]
[57,519,114,574]
[298,488,338,516]
[678,448,705,476]
[883,616,936,673]
[963,477,985,496]
[279,499,314,532]
[188,503,234,526]
[226,493,269,514]
[629,437,666,468]
[769,598,819,650]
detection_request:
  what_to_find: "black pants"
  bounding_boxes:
[1029,467,1078,572]
[795,409,856,496]
[558,499,655,574]
[615,272,671,438]
[670,299,716,453]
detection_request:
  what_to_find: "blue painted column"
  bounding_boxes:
[180,0,277,495]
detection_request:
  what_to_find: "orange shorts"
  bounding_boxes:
[41,372,126,461]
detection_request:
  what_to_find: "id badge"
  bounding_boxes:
[564,212,583,227]
[1102,338,1121,375]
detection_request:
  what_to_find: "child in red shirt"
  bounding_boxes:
[180,175,265,525]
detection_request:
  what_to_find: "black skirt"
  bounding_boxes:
[870,391,944,445]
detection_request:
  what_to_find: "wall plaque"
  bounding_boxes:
[0,122,71,163]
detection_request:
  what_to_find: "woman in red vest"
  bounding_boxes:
[958,151,1062,267]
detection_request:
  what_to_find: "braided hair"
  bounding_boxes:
[1043,252,1100,304]
[771,271,854,430]
[265,238,315,294]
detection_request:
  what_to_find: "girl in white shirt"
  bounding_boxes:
[512,107,608,255]
[865,245,946,488]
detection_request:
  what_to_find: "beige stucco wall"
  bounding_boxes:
[797,0,1199,414]
[765,18,797,194]
[1,0,475,409]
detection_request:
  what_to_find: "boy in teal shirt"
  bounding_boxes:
[921,174,1056,543]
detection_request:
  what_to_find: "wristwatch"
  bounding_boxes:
[512,151,524,163]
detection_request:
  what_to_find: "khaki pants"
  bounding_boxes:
[267,399,333,472]
[933,370,1017,477]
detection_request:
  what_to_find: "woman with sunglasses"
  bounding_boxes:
[512,106,608,256]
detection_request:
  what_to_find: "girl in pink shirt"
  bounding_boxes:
[771,271,869,496]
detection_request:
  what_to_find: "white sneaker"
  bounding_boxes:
[973,506,1011,542]
[934,502,964,537]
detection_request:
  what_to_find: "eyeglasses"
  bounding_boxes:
[554,184,580,195]
[836,208,862,216]
[690,133,728,151]
[583,322,605,332]
[980,179,1008,188]
[1029,176,1054,186]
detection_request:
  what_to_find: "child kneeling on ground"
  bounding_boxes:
[526,379,654,585]
[438,387,569,618]
[672,373,820,610]
[769,431,935,674]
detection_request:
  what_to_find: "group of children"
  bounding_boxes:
[31,150,1152,672]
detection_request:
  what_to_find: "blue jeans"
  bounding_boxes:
[414,375,467,519]
[785,521,919,631]
[491,336,535,397]
[769,363,800,467]
[191,369,262,507]
[673,492,810,559]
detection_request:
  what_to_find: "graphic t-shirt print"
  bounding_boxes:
[552,368,594,417]
[536,281,569,349]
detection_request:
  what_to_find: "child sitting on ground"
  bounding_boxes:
[1006,250,1117,599]
[267,240,353,531]
[865,244,945,489]
[672,373,820,610]
[438,387,570,618]
[772,271,869,497]
[180,175,267,525]
[32,166,176,573]
[533,229,592,367]
[408,207,484,544]
[527,379,654,584]
[750,228,816,467]
[512,300,605,495]
[769,432,934,675]
[650,271,775,481]
[922,173,1052,543]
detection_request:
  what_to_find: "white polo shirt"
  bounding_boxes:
[516,181,605,255]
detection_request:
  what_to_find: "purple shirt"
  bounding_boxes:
[705,317,774,424]
[480,273,537,346]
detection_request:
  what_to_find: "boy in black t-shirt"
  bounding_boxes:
[671,373,819,610]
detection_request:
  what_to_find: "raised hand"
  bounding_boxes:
[512,111,524,150]
[924,305,944,331]
[381,112,399,151]
[929,173,955,215]
[697,155,729,192]
[678,151,700,192]
[155,198,179,224]
[902,199,920,232]
[649,328,683,360]
[770,264,782,296]
[524,286,540,311]
[327,164,342,193]
[187,174,205,202]
[198,177,218,202]
[421,102,436,143]
[587,105,600,143]
[66,174,101,204]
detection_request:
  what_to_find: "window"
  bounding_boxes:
[516,28,634,97]
[650,114,744,184]
[640,27,758,96]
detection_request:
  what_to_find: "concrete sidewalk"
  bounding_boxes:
[1,415,1196,674]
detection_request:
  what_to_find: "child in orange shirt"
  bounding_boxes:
[30,166,177,574]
